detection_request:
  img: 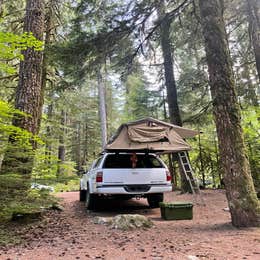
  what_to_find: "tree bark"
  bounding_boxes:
[45,102,53,169]
[199,0,260,227]
[57,110,66,176]
[97,67,107,150]
[82,121,88,168]
[38,0,55,132]
[198,131,205,188]
[162,92,175,184]
[246,0,260,83]
[0,0,44,176]
[14,0,44,136]
[158,0,190,192]
[158,0,182,126]
[75,121,82,173]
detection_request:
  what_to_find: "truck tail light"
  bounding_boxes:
[96,171,103,183]
[166,170,172,182]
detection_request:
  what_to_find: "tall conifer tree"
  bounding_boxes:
[1,0,45,176]
[199,0,260,227]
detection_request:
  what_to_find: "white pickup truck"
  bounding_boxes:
[80,152,172,209]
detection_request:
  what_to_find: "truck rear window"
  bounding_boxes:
[103,154,164,168]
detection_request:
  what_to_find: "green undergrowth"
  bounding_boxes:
[53,178,79,192]
[0,175,60,222]
[0,192,60,222]
[0,173,79,222]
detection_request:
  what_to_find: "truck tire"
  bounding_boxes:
[79,188,86,202]
[147,193,164,208]
[85,188,98,210]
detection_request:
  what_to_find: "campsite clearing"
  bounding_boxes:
[1,190,259,260]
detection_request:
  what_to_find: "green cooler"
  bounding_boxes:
[159,202,193,220]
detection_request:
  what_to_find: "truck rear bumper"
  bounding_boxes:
[95,184,172,194]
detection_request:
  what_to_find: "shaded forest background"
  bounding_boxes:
[0,0,259,225]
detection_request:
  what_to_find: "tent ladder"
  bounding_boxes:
[178,151,205,205]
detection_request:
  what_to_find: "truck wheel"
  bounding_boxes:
[85,188,98,210]
[79,188,86,202]
[147,193,164,208]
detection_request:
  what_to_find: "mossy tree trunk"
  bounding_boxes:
[199,0,260,227]
[1,0,45,176]
[14,0,44,137]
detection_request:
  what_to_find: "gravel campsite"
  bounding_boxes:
[1,190,259,260]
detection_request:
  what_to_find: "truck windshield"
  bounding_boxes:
[103,154,164,168]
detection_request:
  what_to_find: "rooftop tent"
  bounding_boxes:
[105,117,199,153]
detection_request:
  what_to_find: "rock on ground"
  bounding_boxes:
[94,214,153,230]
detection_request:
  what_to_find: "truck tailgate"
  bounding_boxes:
[103,168,166,185]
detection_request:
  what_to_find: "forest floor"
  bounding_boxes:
[0,190,260,260]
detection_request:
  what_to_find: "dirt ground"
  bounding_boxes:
[0,190,259,260]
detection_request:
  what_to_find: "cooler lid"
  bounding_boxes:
[159,201,193,208]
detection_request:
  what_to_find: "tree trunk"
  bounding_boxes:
[57,110,66,176]
[162,92,175,184]
[45,102,53,170]
[0,0,44,176]
[75,122,82,173]
[97,67,107,150]
[82,121,88,168]
[14,0,44,136]
[198,131,205,187]
[38,0,55,132]
[199,0,260,227]
[158,0,190,192]
[158,0,182,126]
[246,0,260,83]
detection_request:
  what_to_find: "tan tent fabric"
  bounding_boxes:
[128,125,169,142]
[127,117,199,138]
[105,117,199,153]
